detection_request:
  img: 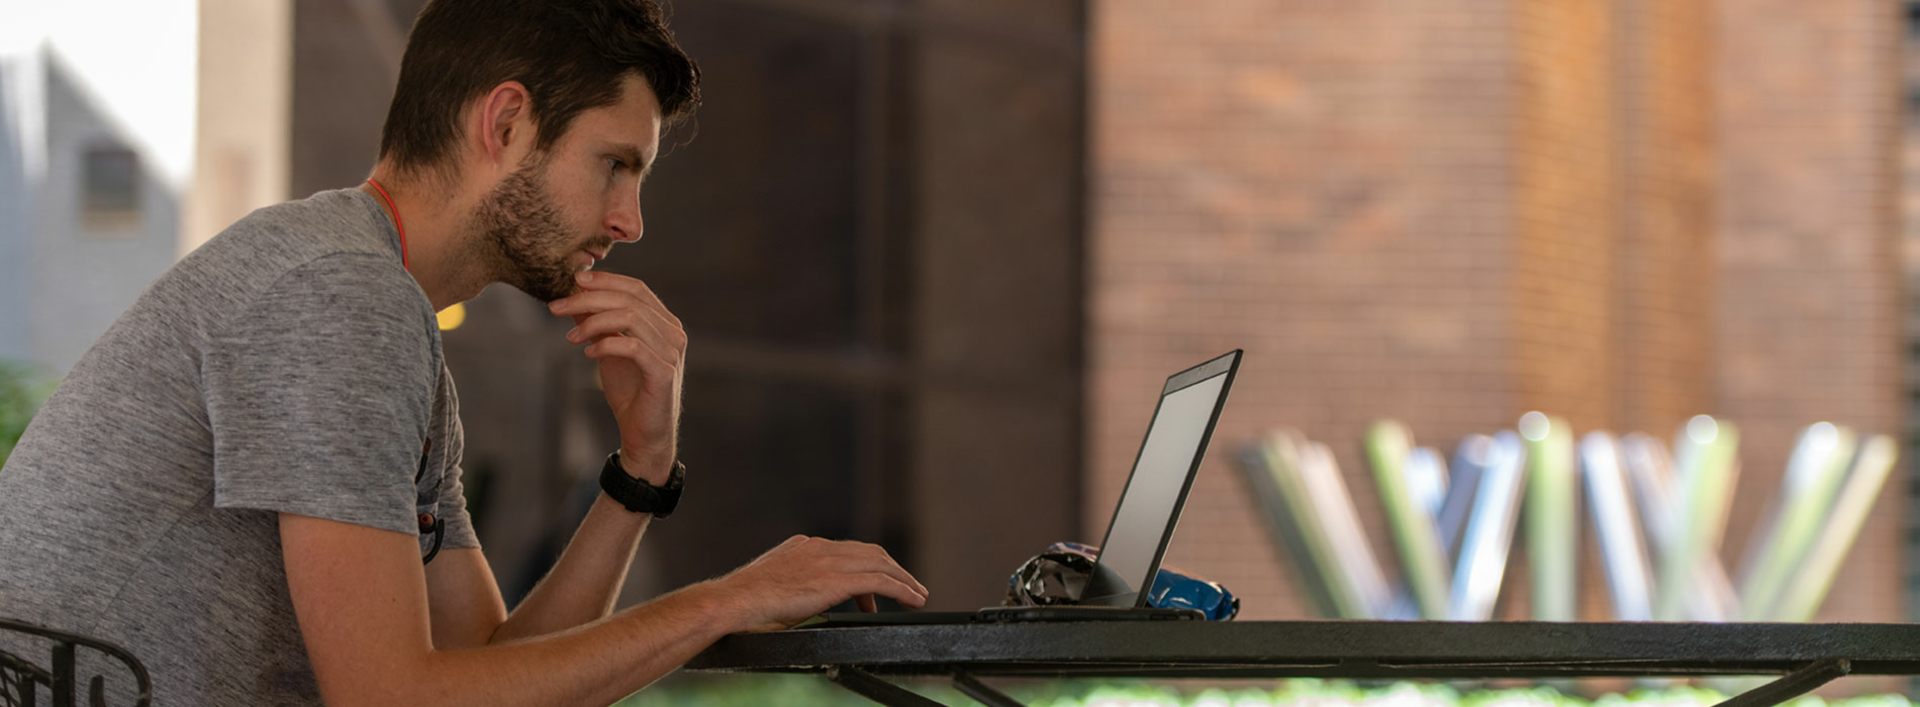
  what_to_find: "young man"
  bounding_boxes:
[0,1,927,704]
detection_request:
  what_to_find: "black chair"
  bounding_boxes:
[0,619,149,707]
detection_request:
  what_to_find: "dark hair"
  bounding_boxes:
[377,0,701,179]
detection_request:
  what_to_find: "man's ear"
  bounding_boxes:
[476,81,533,168]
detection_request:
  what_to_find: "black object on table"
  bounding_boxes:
[684,621,1920,707]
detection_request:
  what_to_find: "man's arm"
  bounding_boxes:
[487,492,650,644]
[433,270,684,643]
[285,513,927,707]
[425,548,509,650]
[423,469,653,647]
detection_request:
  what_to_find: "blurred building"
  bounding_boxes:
[184,0,291,256]
[182,0,1909,661]
[0,48,181,376]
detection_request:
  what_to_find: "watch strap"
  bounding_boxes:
[599,451,684,519]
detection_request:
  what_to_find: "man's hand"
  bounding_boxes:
[709,535,931,632]
[549,270,685,483]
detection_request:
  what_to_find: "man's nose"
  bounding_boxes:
[607,194,643,243]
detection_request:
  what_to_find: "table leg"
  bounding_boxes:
[1712,659,1851,707]
[827,666,949,707]
[953,672,1028,707]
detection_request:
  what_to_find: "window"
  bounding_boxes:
[80,144,140,232]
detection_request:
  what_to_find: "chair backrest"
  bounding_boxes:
[0,618,149,707]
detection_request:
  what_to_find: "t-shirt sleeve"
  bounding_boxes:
[426,366,481,552]
[429,462,480,552]
[203,254,437,536]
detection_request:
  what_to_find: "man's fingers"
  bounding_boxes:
[837,556,927,600]
[548,290,678,330]
[554,293,687,359]
[549,289,673,322]
[568,309,680,348]
[582,334,678,372]
[822,540,928,598]
[578,272,674,319]
[796,538,930,600]
[852,573,926,609]
[863,544,929,597]
[575,270,655,299]
[723,536,933,629]
[559,274,680,325]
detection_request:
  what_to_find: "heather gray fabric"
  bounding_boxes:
[0,188,480,705]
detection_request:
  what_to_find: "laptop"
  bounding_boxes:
[807,349,1243,627]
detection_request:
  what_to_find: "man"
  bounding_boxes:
[0,1,927,704]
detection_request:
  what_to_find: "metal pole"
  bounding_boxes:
[827,665,949,707]
[953,671,1028,707]
[1713,659,1852,707]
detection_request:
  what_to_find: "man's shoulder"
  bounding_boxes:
[160,188,424,324]
[197,188,398,269]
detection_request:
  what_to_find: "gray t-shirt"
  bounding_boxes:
[0,188,480,705]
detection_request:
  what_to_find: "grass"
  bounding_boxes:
[0,360,54,467]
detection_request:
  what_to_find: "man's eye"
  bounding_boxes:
[608,158,624,174]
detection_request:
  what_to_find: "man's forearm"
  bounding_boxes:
[289,516,928,707]
[409,580,735,707]
[492,493,649,644]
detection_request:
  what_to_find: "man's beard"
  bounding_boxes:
[470,155,610,303]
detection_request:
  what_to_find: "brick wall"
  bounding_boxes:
[1713,0,1904,626]
[1612,0,1714,437]
[1513,0,1617,433]
[1087,0,1900,644]
[1089,0,1525,620]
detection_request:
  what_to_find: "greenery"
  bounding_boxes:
[615,675,1914,707]
[0,360,53,467]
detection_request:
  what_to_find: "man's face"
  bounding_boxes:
[472,74,663,302]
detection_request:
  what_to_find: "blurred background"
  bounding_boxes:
[3,0,1920,701]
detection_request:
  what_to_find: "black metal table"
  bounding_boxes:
[684,621,1920,707]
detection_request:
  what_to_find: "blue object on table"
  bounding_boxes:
[1148,567,1240,620]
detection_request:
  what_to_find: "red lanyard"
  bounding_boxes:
[365,178,409,270]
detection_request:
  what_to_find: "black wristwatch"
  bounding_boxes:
[599,450,685,519]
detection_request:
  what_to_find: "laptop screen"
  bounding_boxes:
[1082,351,1239,607]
